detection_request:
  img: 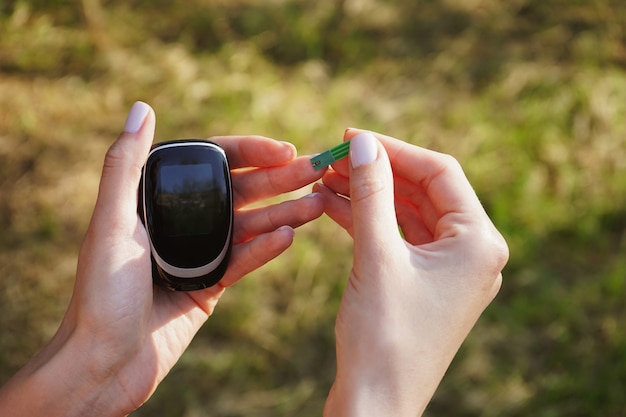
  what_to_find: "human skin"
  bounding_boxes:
[0,107,508,417]
[318,130,509,416]
[0,102,326,417]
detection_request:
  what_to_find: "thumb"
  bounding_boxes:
[348,130,402,267]
[90,101,155,236]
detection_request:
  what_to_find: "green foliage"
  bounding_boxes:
[1,0,626,416]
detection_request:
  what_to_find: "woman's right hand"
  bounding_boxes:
[317,129,509,416]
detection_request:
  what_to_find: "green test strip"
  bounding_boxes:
[310,140,351,170]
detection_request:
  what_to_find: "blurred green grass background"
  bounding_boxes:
[1,0,626,415]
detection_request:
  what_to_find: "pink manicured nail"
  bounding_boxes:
[124,101,150,133]
[350,131,378,168]
[277,225,295,237]
[280,141,297,158]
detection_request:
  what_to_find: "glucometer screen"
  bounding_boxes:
[145,142,232,268]
[157,163,216,237]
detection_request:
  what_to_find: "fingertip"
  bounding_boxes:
[267,140,297,165]
[329,157,349,176]
[276,224,296,242]
[348,131,399,248]
[107,101,155,170]
[344,127,366,141]
[218,136,297,169]
[289,155,328,184]
[304,189,325,203]
[312,183,330,205]
[115,101,155,161]
[312,182,325,194]
[350,131,379,169]
[124,101,152,134]
[314,182,354,235]
[312,182,336,202]
[344,127,357,138]
[280,141,297,159]
[93,102,155,232]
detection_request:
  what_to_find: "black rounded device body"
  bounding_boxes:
[139,140,233,291]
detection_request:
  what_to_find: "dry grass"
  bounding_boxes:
[1,1,626,416]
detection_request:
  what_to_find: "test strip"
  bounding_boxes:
[310,140,351,170]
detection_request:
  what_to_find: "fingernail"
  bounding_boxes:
[280,141,297,158]
[344,127,358,140]
[124,101,150,133]
[277,225,295,237]
[312,183,328,192]
[304,192,321,199]
[350,131,378,168]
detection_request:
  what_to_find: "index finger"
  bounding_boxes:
[209,135,297,169]
[232,156,325,207]
[345,129,485,218]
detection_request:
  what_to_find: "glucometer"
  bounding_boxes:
[138,140,233,291]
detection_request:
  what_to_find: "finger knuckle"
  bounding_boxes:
[476,231,509,295]
[351,175,386,203]
[103,141,125,171]
[483,229,509,274]
[436,153,464,175]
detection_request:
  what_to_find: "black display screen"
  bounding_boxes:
[156,163,215,237]
[144,142,232,268]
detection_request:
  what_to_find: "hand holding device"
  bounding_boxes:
[139,140,233,291]
[0,102,326,416]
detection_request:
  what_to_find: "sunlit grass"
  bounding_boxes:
[1,1,626,416]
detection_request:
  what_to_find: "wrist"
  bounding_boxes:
[323,362,432,417]
[324,331,459,417]
[0,321,130,417]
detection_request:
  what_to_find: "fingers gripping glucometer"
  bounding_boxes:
[138,140,233,291]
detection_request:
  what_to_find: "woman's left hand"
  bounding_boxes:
[0,102,325,417]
